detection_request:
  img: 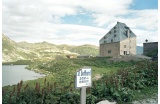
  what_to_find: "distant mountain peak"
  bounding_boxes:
[2,34,99,62]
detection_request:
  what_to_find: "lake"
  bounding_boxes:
[2,65,45,87]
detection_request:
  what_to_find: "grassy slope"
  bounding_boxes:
[7,57,138,88]
[69,44,99,56]
[31,58,157,103]
[2,57,158,104]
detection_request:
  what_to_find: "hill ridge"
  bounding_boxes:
[2,34,99,62]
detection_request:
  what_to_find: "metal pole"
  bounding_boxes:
[80,87,86,104]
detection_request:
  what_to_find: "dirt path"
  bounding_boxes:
[93,74,103,80]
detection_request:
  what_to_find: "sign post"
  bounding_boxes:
[75,67,92,104]
[80,87,86,104]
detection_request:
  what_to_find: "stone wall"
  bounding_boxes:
[100,42,120,57]
[143,42,158,55]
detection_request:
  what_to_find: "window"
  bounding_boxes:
[114,30,116,33]
[104,36,106,39]
[104,40,106,43]
[109,31,111,34]
[114,27,116,29]
[130,30,132,33]
[114,34,116,37]
[111,39,113,42]
[124,26,129,29]
[124,45,126,48]
[108,50,111,54]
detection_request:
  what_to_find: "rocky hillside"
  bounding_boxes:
[2,34,40,62]
[2,34,99,62]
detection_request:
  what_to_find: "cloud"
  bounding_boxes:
[2,0,158,46]
[3,22,107,46]
[132,29,158,46]
[93,9,157,29]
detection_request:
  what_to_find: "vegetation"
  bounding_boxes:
[146,49,158,57]
[2,57,158,104]
[69,44,99,56]
[94,60,158,103]
[2,60,33,65]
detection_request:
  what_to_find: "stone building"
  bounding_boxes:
[99,22,136,57]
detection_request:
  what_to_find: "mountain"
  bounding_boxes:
[136,46,143,55]
[2,34,40,62]
[69,44,99,56]
[2,34,22,62]
[2,34,99,62]
[18,41,58,50]
[2,34,18,51]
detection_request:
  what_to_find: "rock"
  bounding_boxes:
[97,100,116,104]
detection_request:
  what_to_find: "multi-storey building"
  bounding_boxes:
[99,22,136,57]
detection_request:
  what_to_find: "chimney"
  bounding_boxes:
[127,29,130,38]
[127,29,130,55]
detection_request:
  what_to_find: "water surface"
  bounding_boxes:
[2,65,45,87]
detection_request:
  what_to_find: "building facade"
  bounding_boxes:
[99,22,136,57]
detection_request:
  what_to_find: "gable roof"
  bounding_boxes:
[99,22,136,44]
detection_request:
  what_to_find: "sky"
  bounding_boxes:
[2,0,158,46]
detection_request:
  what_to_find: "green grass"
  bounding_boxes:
[2,60,32,65]
[132,85,158,101]
[3,57,136,88]
[146,49,158,57]
[92,66,119,77]
[2,58,157,104]
[121,85,158,104]
[25,57,137,85]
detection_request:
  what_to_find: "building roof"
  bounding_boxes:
[99,22,136,44]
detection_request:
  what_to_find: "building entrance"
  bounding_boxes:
[124,51,127,55]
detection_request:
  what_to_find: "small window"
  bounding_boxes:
[104,36,106,39]
[124,45,126,48]
[126,31,128,34]
[124,26,129,29]
[104,40,106,43]
[108,50,111,54]
[111,39,113,42]
[109,31,111,34]
[114,34,116,37]
[114,30,116,33]
[114,27,116,29]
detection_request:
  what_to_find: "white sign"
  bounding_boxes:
[75,68,92,88]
